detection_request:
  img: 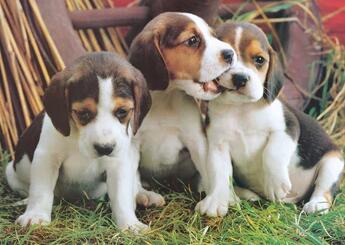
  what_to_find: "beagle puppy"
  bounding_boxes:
[6,52,164,231]
[202,22,344,216]
[128,13,236,208]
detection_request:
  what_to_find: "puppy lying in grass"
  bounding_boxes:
[6,52,164,232]
[197,22,344,217]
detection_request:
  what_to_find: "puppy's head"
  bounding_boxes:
[128,12,236,100]
[43,52,151,158]
[215,22,284,104]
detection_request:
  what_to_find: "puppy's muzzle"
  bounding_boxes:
[221,49,235,65]
[232,73,249,90]
[94,143,116,156]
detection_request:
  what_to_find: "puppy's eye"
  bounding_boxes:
[74,110,93,123]
[253,56,266,66]
[115,108,129,119]
[185,35,201,48]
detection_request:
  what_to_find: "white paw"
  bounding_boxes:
[195,192,239,217]
[262,173,291,201]
[234,187,261,201]
[303,197,330,214]
[16,211,51,226]
[136,190,165,208]
[119,220,149,233]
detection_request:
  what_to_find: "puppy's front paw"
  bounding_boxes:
[119,220,149,233]
[16,211,51,227]
[136,190,165,208]
[303,197,330,214]
[263,172,291,201]
[195,192,239,217]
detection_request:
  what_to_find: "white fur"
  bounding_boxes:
[205,86,344,216]
[136,89,209,191]
[303,155,344,214]
[6,76,163,232]
[197,99,296,216]
[137,13,238,198]
[234,27,242,53]
[201,26,344,216]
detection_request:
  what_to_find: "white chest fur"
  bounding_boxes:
[136,89,205,177]
[208,100,287,189]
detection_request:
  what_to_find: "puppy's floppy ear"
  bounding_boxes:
[131,68,152,135]
[264,48,285,102]
[43,71,71,136]
[128,30,169,90]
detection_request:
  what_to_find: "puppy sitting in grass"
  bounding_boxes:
[197,22,344,217]
[6,52,164,232]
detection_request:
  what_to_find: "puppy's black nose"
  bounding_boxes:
[94,143,115,156]
[222,49,234,64]
[233,73,249,89]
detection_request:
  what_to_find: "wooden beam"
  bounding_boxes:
[69,6,149,29]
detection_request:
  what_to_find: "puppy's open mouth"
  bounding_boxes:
[194,69,230,93]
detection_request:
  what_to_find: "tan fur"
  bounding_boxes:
[71,98,97,127]
[114,97,134,124]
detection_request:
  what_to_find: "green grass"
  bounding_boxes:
[0,159,344,244]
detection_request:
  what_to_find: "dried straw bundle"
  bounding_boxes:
[0,0,64,157]
[316,38,345,146]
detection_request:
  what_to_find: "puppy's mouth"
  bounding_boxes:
[194,69,230,93]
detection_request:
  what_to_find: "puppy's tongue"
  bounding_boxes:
[203,80,219,93]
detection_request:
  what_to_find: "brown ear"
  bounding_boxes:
[131,69,152,135]
[264,48,285,102]
[128,30,169,90]
[43,71,71,136]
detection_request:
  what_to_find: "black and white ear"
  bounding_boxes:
[131,68,152,135]
[264,48,285,102]
[128,30,169,90]
[43,71,71,136]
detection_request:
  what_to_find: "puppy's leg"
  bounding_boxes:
[262,131,296,201]
[184,138,210,194]
[136,173,165,208]
[105,156,148,233]
[6,160,29,197]
[234,186,261,201]
[16,151,61,226]
[303,152,344,214]
[195,143,239,217]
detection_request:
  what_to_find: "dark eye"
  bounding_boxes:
[253,56,266,66]
[115,108,129,119]
[185,35,201,48]
[74,110,93,123]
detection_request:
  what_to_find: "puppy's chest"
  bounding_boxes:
[211,110,270,156]
[138,94,202,173]
[209,108,273,180]
[60,152,103,185]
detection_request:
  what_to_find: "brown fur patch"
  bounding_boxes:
[129,13,208,88]
[71,98,97,127]
[161,21,205,81]
[114,97,134,109]
[113,97,134,124]
[244,40,269,72]
[323,150,343,160]
[72,98,97,113]
[323,191,333,205]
